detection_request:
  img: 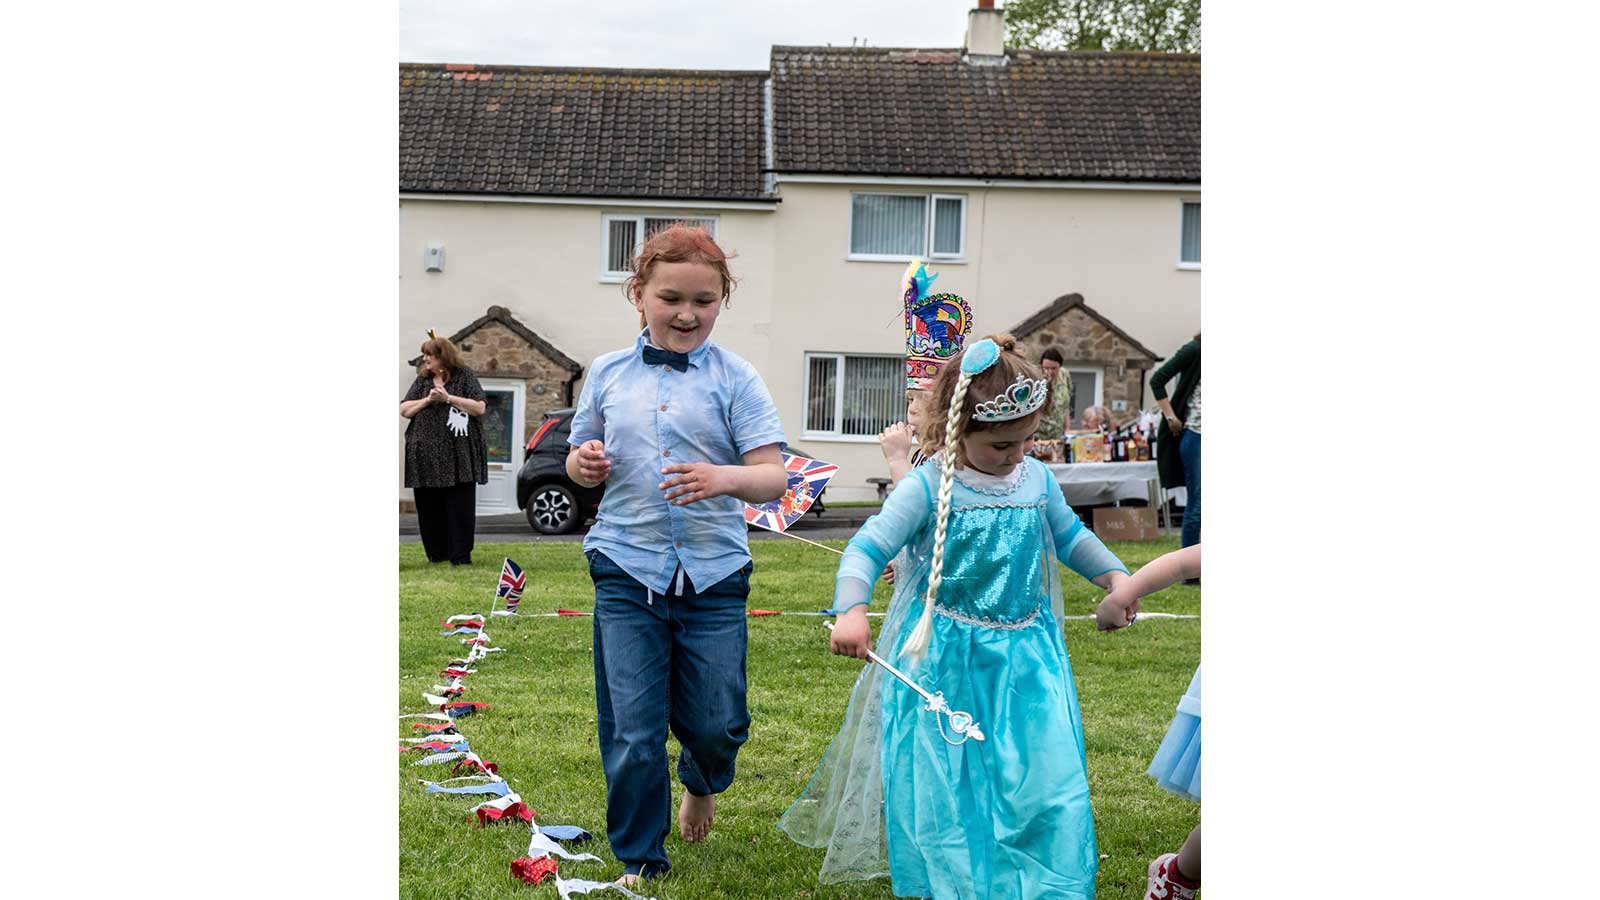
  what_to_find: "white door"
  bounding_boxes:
[477,379,526,515]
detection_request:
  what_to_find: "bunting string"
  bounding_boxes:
[403,557,633,892]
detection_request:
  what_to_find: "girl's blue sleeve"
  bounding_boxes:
[829,469,934,614]
[1043,469,1130,582]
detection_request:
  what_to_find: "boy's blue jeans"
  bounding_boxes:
[586,550,752,878]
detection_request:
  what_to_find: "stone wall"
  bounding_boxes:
[454,321,576,440]
[1013,307,1154,427]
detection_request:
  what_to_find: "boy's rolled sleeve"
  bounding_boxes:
[567,374,604,447]
[728,367,787,456]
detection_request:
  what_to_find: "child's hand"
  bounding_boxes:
[829,607,872,660]
[1095,586,1140,632]
[882,562,896,584]
[573,440,612,484]
[660,462,733,505]
[878,422,914,461]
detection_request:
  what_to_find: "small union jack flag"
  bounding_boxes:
[497,558,526,612]
[744,453,839,533]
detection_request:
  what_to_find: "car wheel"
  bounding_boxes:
[526,483,579,534]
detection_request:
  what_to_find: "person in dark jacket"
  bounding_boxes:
[1150,334,1201,549]
[400,332,488,565]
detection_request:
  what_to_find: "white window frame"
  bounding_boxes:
[1066,366,1104,426]
[599,213,720,282]
[801,351,906,443]
[846,192,967,263]
[1177,199,1200,270]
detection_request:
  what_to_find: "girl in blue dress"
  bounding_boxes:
[781,335,1131,900]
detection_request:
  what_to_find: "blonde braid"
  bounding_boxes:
[900,368,974,664]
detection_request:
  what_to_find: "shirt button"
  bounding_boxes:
[663,450,670,457]
[660,405,667,411]
[675,542,683,548]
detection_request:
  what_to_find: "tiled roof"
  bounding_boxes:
[400,63,774,201]
[1010,293,1162,361]
[771,47,1199,183]
[405,306,584,375]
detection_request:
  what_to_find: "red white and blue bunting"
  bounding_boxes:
[405,554,1196,892]
[403,558,656,897]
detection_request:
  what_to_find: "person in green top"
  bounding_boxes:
[1033,347,1073,451]
[1150,334,1201,549]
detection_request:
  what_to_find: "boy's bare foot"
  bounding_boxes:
[615,873,642,887]
[678,791,715,842]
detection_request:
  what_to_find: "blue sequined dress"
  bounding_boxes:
[780,457,1128,900]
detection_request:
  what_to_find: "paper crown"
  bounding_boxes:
[902,259,973,391]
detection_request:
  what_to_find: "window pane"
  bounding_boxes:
[645,216,716,239]
[1069,371,1099,427]
[841,356,905,436]
[607,219,637,272]
[806,356,838,432]
[850,194,926,256]
[1180,202,1201,263]
[482,390,513,463]
[932,197,963,255]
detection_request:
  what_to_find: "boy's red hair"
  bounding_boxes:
[625,223,738,304]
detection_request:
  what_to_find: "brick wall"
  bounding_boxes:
[1013,307,1154,427]
[454,321,576,441]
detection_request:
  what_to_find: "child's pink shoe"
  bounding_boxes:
[1146,852,1198,899]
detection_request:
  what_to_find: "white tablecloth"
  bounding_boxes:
[1046,462,1185,509]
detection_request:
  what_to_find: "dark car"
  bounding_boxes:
[515,408,604,534]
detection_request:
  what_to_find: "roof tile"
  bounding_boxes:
[399,47,1199,198]
[770,46,1198,183]
[399,63,773,201]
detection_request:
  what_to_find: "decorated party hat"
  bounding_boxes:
[902,258,973,390]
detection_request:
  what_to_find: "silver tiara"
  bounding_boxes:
[971,372,1049,422]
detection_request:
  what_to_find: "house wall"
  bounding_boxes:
[398,198,779,501]
[763,181,1200,500]
[398,183,1199,504]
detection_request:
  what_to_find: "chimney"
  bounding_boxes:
[964,0,1006,61]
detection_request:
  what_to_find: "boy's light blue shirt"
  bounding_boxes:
[570,330,787,595]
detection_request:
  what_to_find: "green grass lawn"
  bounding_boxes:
[400,537,1199,899]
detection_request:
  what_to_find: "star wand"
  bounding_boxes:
[825,621,985,745]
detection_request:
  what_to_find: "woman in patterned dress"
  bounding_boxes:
[400,334,487,565]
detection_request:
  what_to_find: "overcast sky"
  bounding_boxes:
[401,0,991,69]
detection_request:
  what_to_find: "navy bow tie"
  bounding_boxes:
[642,345,690,372]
